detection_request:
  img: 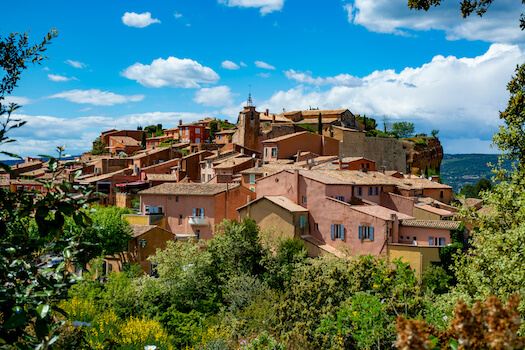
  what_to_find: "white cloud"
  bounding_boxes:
[194,86,234,107]
[122,12,161,28]
[49,89,144,106]
[255,60,275,70]
[257,72,271,78]
[240,62,247,67]
[48,74,74,82]
[42,67,50,71]
[3,111,203,157]
[345,0,525,42]
[1,96,32,106]
[285,69,362,87]
[65,60,86,69]
[249,44,525,153]
[174,12,183,18]
[218,0,284,15]
[121,57,220,88]
[221,60,240,70]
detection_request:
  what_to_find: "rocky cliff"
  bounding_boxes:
[400,137,443,175]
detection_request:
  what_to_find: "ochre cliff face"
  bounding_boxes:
[402,138,443,174]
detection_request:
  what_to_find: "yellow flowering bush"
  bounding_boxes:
[59,296,99,323]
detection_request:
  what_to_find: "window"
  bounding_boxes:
[250,187,255,192]
[315,223,319,231]
[169,197,172,200]
[368,187,372,195]
[202,175,205,182]
[440,190,444,198]
[299,215,306,228]
[439,237,446,246]
[196,230,200,239]
[179,214,182,225]
[193,208,205,217]
[208,174,212,181]
[218,135,222,140]
[249,174,256,184]
[366,163,370,169]
[331,224,344,239]
[375,187,379,195]
[429,236,434,246]
[264,172,269,177]
[176,196,179,202]
[400,236,403,240]
[265,148,269,158]
[195,138,200,143]
[271,148,277,157]
[196,128,200,134]
[358,226,374,240]
[335,196,345,202]
[302,196,307,204]
[357,187,362,196]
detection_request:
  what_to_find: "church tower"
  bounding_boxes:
[233,93,260,151]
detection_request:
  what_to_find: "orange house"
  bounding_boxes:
[262,131,339,161]
[107,136,141,155]
[179,123,206,144]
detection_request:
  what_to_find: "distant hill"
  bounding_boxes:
[440,154,512,193]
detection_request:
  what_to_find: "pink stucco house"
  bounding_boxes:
[139,183,254,240]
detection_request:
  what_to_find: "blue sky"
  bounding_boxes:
[1,0,525,157]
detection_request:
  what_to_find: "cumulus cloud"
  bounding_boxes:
[49,89,144,106]
[285,69,362,87]
[48,74,74,82]
[345,0,525,42]
[221,60,240,70]
[1,96,32,106]
[255,60,275,70]
[174,12,182,18]
[240,62,247,67]
[244,44,524,153]
[194,86,234,107]
[3,111,203,157]
[65,60,86,69]
[218,0,284,15]
[122,12,161,28]
[121,57,220,88]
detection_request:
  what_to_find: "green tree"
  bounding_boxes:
[318,112,323,135]
[209,121,219,140]
[431,129,439,137]
[90,136,107,155]
[392,121,415,138]
[141,131,146,150]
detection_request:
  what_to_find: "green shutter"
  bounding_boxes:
[370,227,374,241]
[331,224,335,240]
[340,224,344,240]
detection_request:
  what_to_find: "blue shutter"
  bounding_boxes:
[358,226,362,239]
[340,225,344,240]
[370,227,374,241]
[429,237,433,246]
[331,224,335,239]
[192,208,196,217]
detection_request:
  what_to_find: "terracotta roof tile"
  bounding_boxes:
[400,219,461,230]
[109,136,140,146]
[350,204,414,221]
[140,182,240,196]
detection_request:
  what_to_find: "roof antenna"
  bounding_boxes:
[247,85,253,107]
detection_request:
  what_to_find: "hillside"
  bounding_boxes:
[440,154,512,192]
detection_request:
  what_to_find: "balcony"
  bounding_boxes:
[188,216,208,226]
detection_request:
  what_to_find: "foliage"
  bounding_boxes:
[62,204,133,267]
[431,129,439,137]
[144,124,163,137]
[240,332,285,350]
[90,136,107,155]
[318,113,323,135]
[393,121,415,138]
[395,294,524,350]
[422,265,452,295]
[357,115,378,132]
[277,255,422,348]
[210,121,219,140]
[141,131,146,150]
[263,237,307,290]
[459,177,492,198]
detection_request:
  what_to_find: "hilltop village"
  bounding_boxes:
[1,103,471,279]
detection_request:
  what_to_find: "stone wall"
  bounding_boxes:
[338,128,406,171]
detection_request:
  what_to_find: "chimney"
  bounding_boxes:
[338,157,342,170]
[391,213,399,242]
[266,109,269,116]
[179,120,182,126]
[272,114,275,123]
